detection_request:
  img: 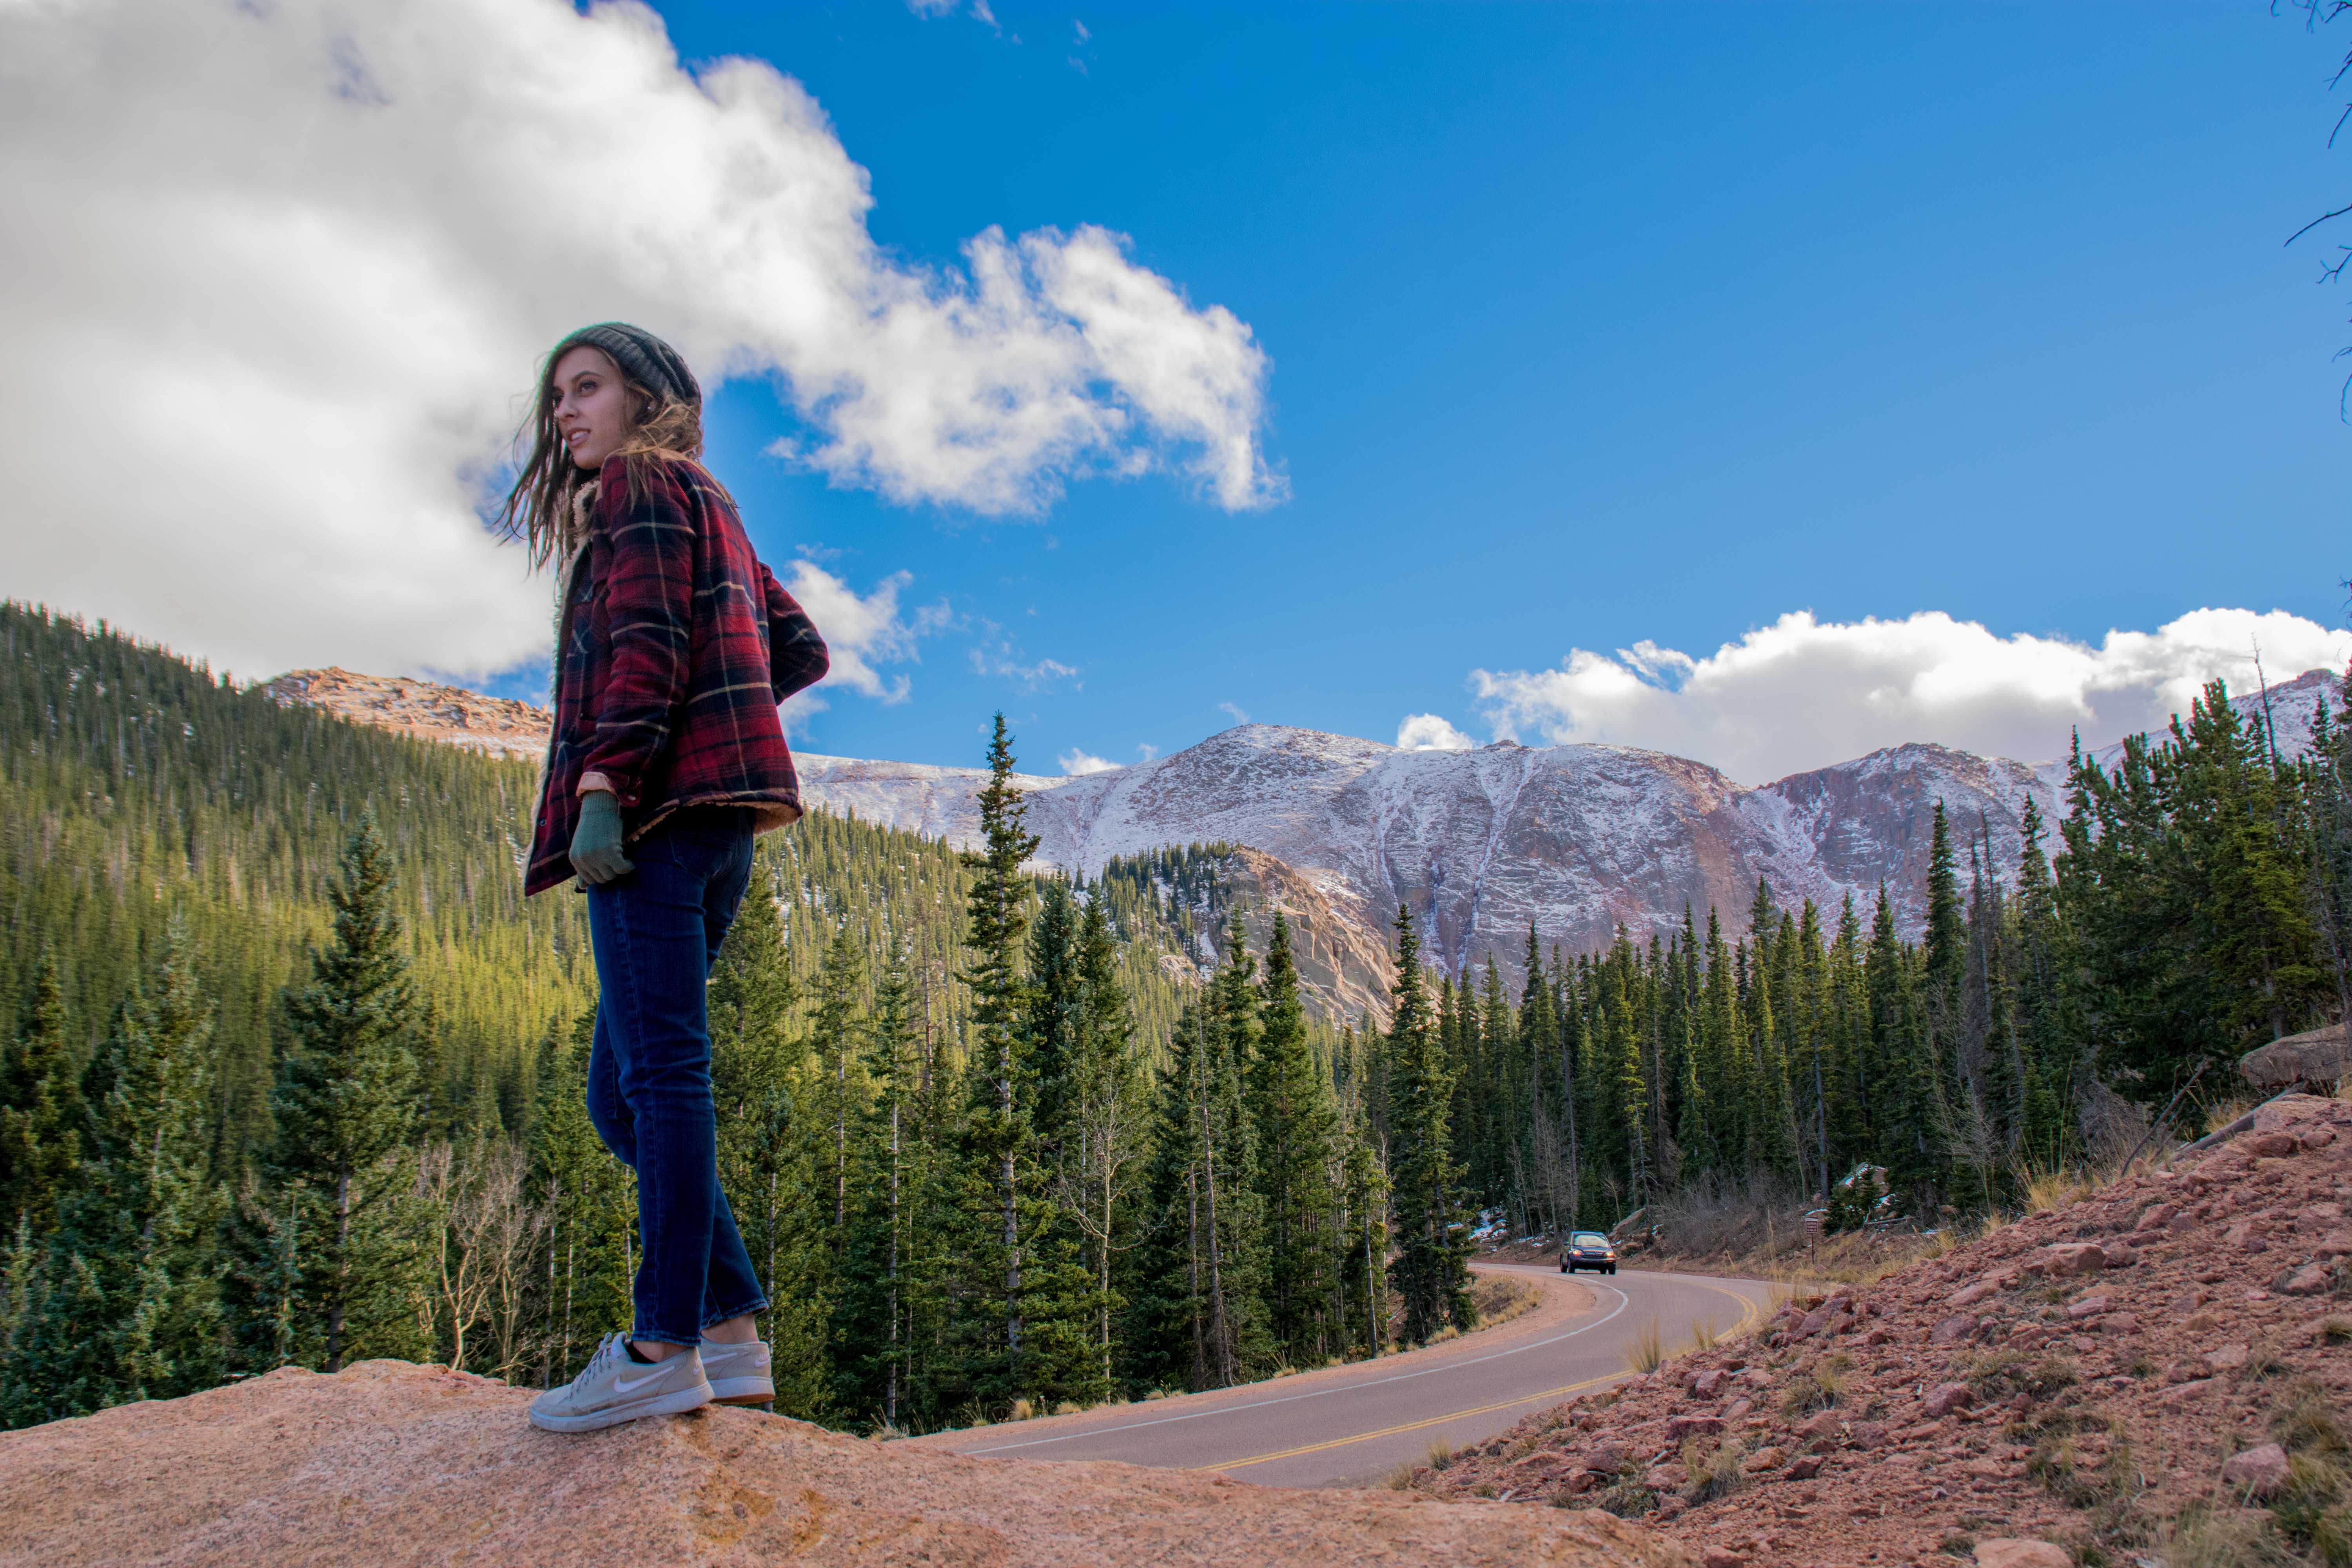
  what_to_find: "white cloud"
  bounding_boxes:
[1218,701,1251,724]
[779,561,947,715]
[966,621,1080,691]
[1396,713,1475,751]
[1057,748,1120,776]
[1471,607,2352,785]
[0,0,1278,684]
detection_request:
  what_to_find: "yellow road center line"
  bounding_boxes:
[1196,1275,1770,1474]
[1194,1371,1627,1472]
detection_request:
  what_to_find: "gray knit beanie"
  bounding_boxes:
[552,322,701,409]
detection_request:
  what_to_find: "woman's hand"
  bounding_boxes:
[571,790,635,885]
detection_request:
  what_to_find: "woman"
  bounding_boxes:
[506,323,828,1433]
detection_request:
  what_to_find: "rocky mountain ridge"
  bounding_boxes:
[262,667,550,760]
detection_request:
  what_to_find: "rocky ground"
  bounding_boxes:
[1419,1093,2352,1568]
[0,1357,1690,1568]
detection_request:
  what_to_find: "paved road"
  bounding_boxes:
[908,1263,1780,1489]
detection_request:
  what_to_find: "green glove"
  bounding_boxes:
[570,790,635,886]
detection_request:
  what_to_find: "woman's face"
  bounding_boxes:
[550,345,635,472]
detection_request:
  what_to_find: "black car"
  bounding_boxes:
[1560,1230,1617,1275]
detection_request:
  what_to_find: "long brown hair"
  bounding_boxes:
[497,344,710,569]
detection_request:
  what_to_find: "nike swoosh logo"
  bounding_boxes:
[613,1368,673,1394]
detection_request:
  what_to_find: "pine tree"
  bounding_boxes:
[1059,891,1147,1398]
[1697,910,1740,1180]
[951,716,1090,1406]
[708,877,829,1418]
[1384,906,1473,1345]
[2060,682,2331,1105]
[529,1011,635,1388]
[1924,802,1968,1003]
[1249,912,1342,1366]
[809,928,867,1245]
[42,917,227,1411]
[957,714,1040,1399]
[1335,1081,1390,1359]
[1517,925,1575,1238]
[1024,879,1082,1159]
[267,811,428,1372]
[835,948,922,1427]
[2011,795,2073,1167]
[1867,886,1944,1211]
[0,953,83,1234]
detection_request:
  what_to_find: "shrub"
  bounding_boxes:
[1779,1352,1854,1417]
[1680,1436,1744,1504]
[1964,1348,2076,1407]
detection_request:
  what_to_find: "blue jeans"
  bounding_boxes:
[584,808,770,1347]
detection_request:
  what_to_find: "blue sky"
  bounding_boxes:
[10,0,2352,782]
[631,2,2352,775]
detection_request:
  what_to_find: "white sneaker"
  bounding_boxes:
[699,1337,774,1405]
[529,1333,713,1432]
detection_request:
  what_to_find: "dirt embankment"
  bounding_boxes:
[0,1356,1691,1568]
[1419,1093,2352,1568]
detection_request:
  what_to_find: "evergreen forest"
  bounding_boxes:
[2,602,2346,1434]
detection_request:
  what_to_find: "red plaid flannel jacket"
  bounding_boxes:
[525,454,829,895]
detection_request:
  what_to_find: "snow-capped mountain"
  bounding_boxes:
[798,667,2343,990]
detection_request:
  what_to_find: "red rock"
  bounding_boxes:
[2221,1441,2291,1497]
[2301,1126,2338,1150]
[1848,1421,1889,1451]
[2098,1312,2140,1334]
[1973,1541,2071,1568]
[2245,1133,2299,1158]
[2134,1204,2176,1232]
[2158,1377,2217,1408]
[2284,1263,2334,1296]
[1923,1383,1974,1418]
[1690,1369,1727,1398]
[1793,1412,1842,1441]
[1666,1416,1724,1441]
[2062,1295,2109,1320]
[1702,1550,1746,1568]
[2029,1243,2108,1277]
[1786,1455,1824,1480]
[1931,1314,1979,1343]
